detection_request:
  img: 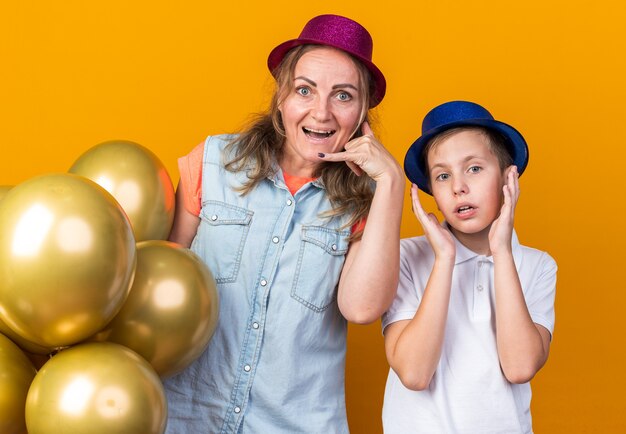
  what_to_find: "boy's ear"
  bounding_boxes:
[502,164,515,180]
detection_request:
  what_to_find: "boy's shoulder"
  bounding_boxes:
[516,241,558,272]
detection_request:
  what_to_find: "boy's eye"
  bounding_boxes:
[296,87,311,96]
[468,166,482,174]
[435,173,450,181]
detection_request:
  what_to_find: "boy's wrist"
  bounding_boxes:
[433,255,455,269]
[491,248,513,262]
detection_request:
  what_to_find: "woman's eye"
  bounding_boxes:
[296,87,310,96]
[435,173,449,181]
[468,166,481,173]
[336,91,351,101]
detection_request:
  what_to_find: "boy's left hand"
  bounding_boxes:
[488,165,519,255]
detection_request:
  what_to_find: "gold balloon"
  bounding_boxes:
[0,333,37,434]
[69,140,175,242]
[0,173,136,348]
[0,316,50,355]
[0,185,13,202]
[94,240,219,378]
[25,342,166,434]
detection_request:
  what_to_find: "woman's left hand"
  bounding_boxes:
[319,122,403,183]
[489,165,520,255]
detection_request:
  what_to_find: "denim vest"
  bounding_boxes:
[164,135,352,434]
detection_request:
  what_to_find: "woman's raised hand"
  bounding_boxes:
[319,122,403,183]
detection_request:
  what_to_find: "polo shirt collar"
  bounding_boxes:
[444,222,523,265]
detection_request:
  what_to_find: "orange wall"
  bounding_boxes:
[2,1,624,432]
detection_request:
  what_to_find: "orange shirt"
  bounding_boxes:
[178,142,365,232]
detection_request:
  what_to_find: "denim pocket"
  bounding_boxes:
[290,225,350,312]
[194,200,253,283]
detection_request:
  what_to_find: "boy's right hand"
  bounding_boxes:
[411,184,456,260]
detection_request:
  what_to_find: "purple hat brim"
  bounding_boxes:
[267,38,386,107]
[404,119,529,195]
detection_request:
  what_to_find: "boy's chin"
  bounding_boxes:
[447,220,492,236]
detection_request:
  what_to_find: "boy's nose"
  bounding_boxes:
[452,178,468,195]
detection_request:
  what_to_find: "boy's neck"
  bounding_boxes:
[448,224,492,256]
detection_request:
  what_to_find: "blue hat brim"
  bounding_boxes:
[404,119,529,195]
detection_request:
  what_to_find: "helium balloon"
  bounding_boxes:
[0,333,37,434]
[0,316,50,355]
[69,140,175,241]
[0,185,12,202]
[94,240,219,378]
[25,342,166,434]
[0,173,136,349]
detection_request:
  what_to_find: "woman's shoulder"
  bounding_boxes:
[202,134,239,162]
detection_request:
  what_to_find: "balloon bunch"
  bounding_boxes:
[0,140,219,434]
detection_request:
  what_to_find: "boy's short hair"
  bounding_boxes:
[422,126,514,189]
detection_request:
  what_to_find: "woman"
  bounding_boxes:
[165,14,404,433]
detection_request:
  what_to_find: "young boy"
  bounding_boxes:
[382,101,557,433]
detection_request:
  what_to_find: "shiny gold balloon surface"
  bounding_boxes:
[25,342,166,434]
[0,333,36,434]
[69,140,175,241]
[0,174,136,348]
[94,240,219,378]
[0,317,50,355]
[0,185,13,202]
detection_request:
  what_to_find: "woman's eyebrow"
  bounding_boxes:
[333,83,358,91]
[294,76,358,91]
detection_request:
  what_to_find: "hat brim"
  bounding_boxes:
[267,38,386,107]
[404,119,529,195]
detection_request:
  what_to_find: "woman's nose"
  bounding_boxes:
[311,97,331,122]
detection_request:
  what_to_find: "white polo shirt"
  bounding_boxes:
[382,230,557,434]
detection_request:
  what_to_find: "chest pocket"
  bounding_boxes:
[291,225,350,312]
[193,200,253,284]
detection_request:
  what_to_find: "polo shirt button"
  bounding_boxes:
[260,279,267,286]
[477,284,483,292]
[211,215,218,221]
[272,236,279,244]
[252,322,259,329]
[234,406,241,414]
[286,199,293,206]
[244,364,251,372]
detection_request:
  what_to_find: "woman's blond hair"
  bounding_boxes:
[224,45,377,240]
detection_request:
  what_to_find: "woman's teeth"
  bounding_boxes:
[303,127,335,138]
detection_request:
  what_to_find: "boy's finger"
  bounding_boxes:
[411,185,428,219]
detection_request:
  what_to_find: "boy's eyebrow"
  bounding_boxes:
[294,76,358,91]
[429,155,487,171]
